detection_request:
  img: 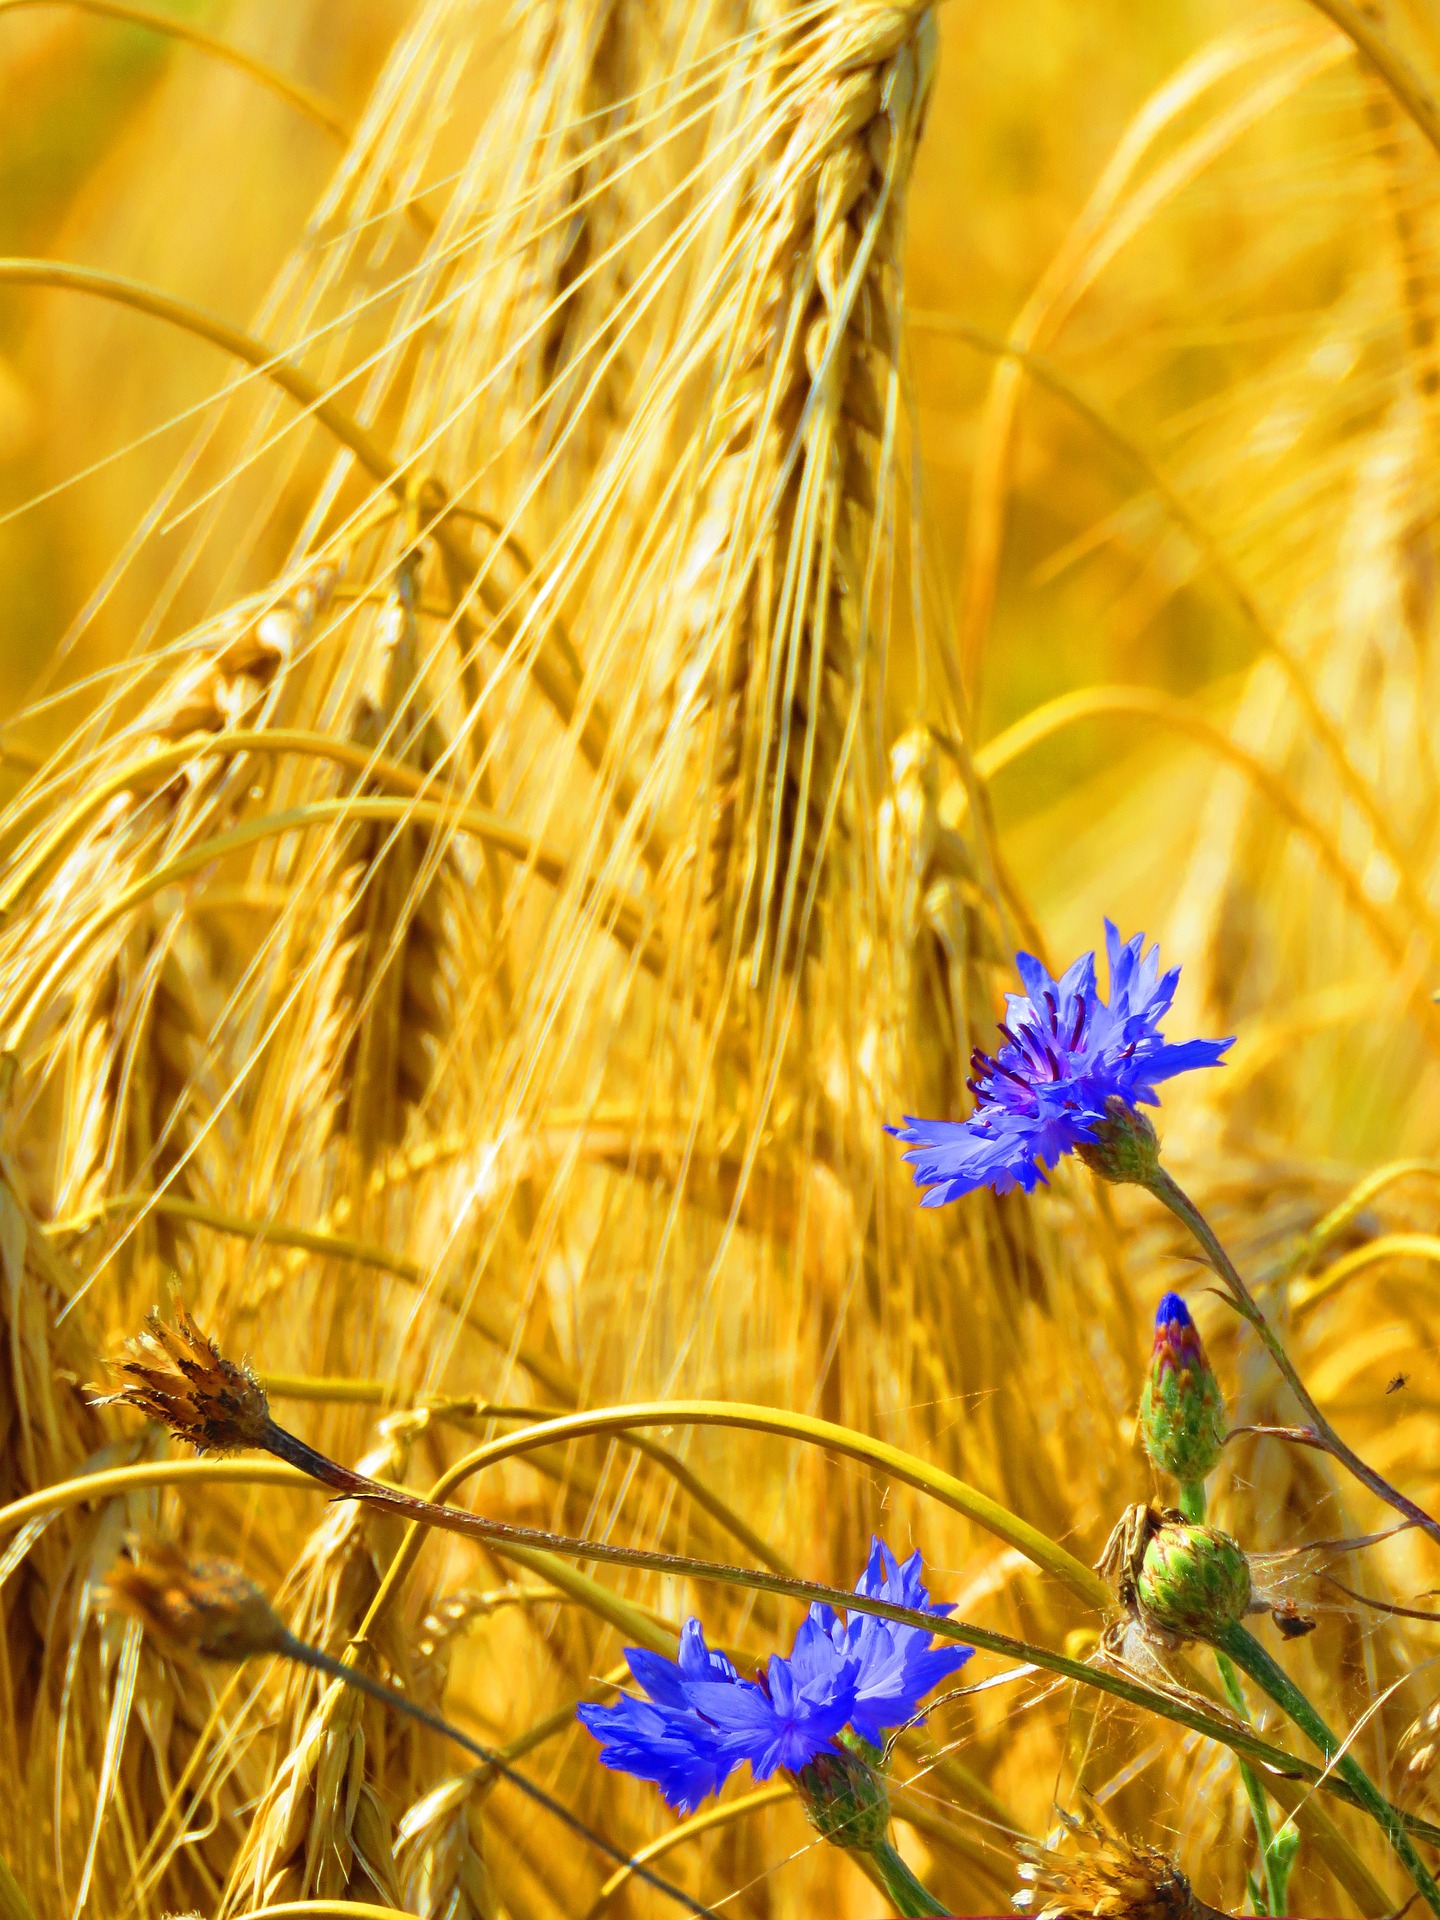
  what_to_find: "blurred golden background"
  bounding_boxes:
[1,4,1439,1918]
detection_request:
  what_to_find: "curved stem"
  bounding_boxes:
[1216,1620,1440,1917]
[1302,0,1440,160]
[913,310,1434,951]
[866,1837,950,1918]
[54,1192,577,1404]
[1147,1165,1440,1547]
[974,686,1440,1056]
[6,1446,1437,1860]
[582,1787,790,1920]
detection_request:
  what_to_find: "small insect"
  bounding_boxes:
[1271,1601,1317,1640]
[1388,1373,1411,1394]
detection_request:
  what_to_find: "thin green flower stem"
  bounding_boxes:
[1218,1652,1285,1916]
[1147,1165,1440,1548]
[1215,1620,1440,1919]
[330,1397,1112,1614]
[1182,1479,1284,1915]
[275,1631,721,1920]
[3,1448,1435,1870]
[867,1837,950,1918]
[262,1377,798,1577]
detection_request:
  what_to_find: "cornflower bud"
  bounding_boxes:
[1139,1294,1225,1486]
[1076,1095,1161,1188]
[793,1733,892,1854]
[1137,1519,1251,1643]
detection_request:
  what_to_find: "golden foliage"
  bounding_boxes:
[1,1,1440,1916]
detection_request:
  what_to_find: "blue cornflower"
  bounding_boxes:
[815,1538,972,1746]
[888,922,1231,1204]
[577,1539,970,1813]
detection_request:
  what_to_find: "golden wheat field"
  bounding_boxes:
[7,3,1440,1918]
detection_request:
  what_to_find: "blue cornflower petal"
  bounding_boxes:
[576,1695,735,1814]
[889,926,1231,1204]
[577,1540,969,1809]
[840,1538,972,1745]
[626,1618,739,1709]
[686,1633,857,1779]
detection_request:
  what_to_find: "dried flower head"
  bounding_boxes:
[103,1537,289,1662]
[1016,1814,1230,1920]
[96,1299,272,1454]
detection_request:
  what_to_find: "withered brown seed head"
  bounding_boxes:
[1015,1819,1230,1920]
[103,1538,288,1662]
[96,1299,272,1454]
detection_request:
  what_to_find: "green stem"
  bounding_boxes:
[1215,1649,1285,1915]
[1181,1480,1286,1914]
[1178,1480,1208,1523]
[1215,1620,1440,1919]
[867,1838,950,1918]
[1147,1166,1440,1550]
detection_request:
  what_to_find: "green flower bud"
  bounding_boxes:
[1137,1519,1251,1642]
[1139,1294,1226,1484]
[1076,1095,1161,1187]
[793,1734,891,1854]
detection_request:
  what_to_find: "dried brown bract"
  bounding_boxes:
[103,1537,289,1663]
[1016,1816,1231,1920]
[98,1299,273,1454]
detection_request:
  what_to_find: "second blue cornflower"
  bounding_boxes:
[888,922,1232,1204]
[578,1537,970,1813]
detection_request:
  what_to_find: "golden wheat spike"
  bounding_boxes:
[692,6,937,994]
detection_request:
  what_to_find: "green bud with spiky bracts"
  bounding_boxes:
[1076,1094,1162,1187]
[1139,1293,1226,1485]
[1137,1518,1251,1642]
[793,1732,892,1854]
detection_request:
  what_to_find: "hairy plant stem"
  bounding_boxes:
[867,1837,950,1918]
[1215,1620,1440,1919]
[275,1630,721,1920]
[1183,1479,1287,1915]
[237,1414,1438,1856]
[1146,1166,1440,1548]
